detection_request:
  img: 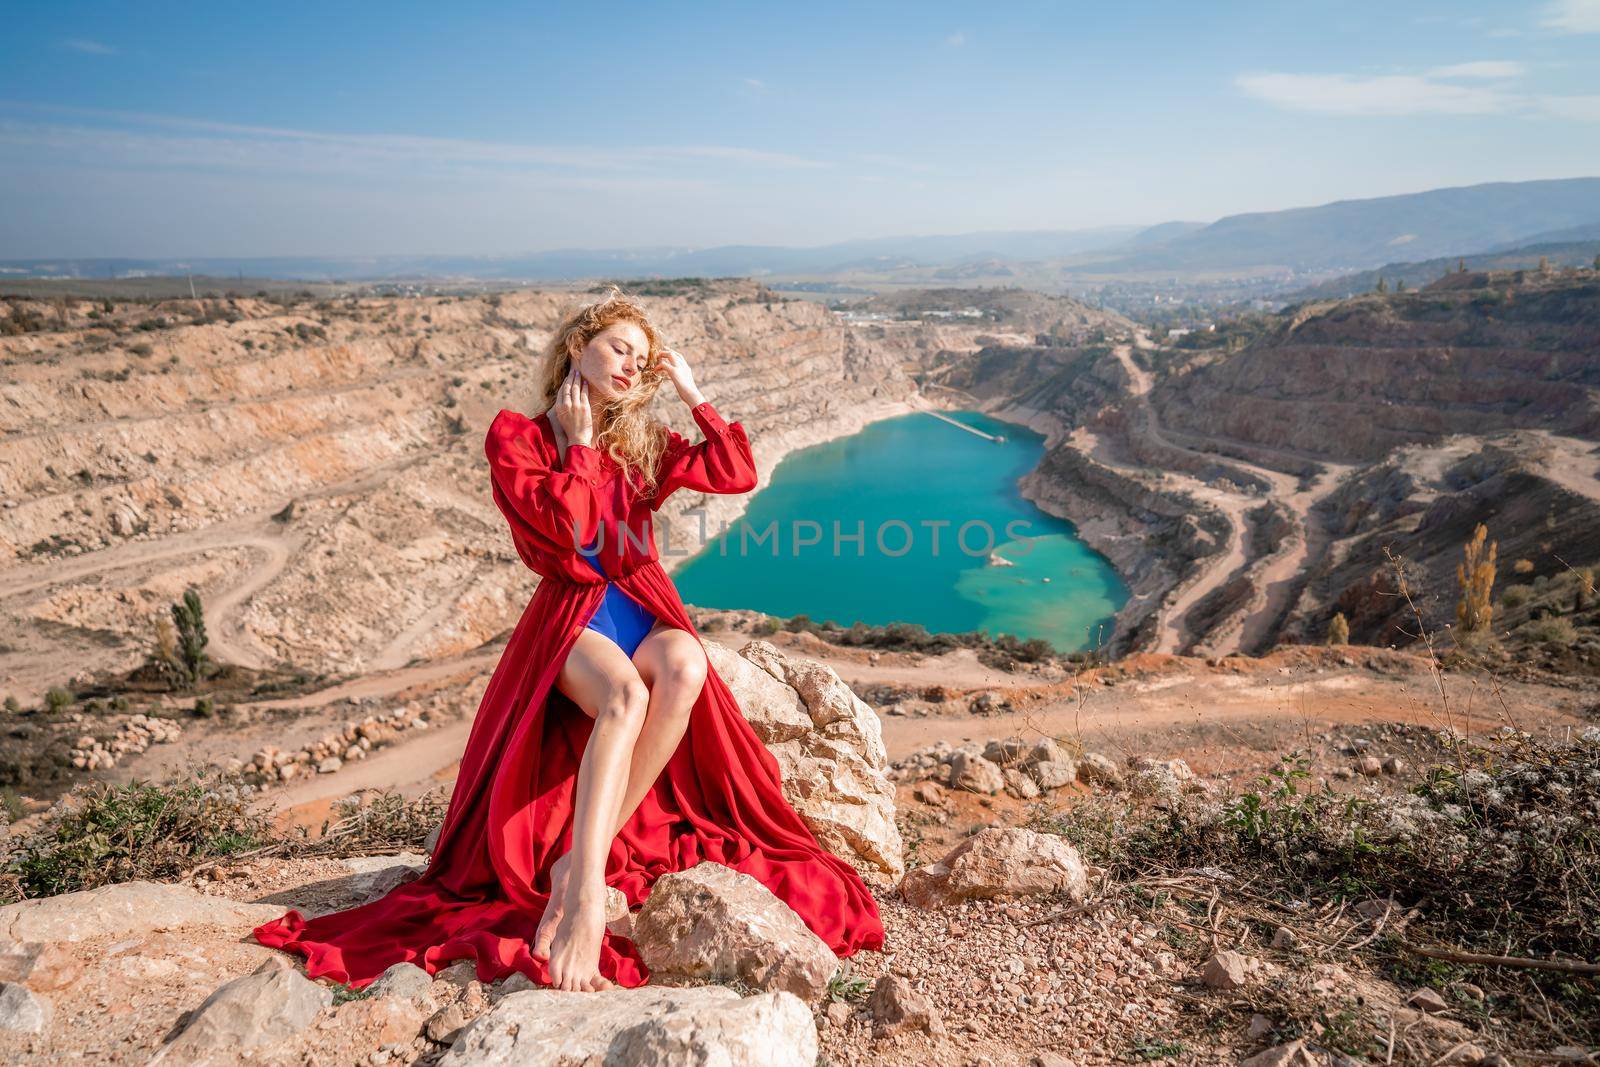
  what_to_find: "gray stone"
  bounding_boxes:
[367,962,435,1002]
[982,736,1029,765]
[1026,738,1071,766]
[1028,759,1078,790]
[1002,768,1040,799]
[0,981,51,1034]
[150,964,332,1064]
[948,751,1004,795]
[1077,752,1123,788]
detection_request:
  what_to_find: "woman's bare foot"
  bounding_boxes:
[546,877,613,992]
[533,851,572,959]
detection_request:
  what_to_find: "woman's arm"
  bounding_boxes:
[649,400,759,510]
[484,409,604,550]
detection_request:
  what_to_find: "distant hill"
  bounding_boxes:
[1073,177,1600,273]
[1280,239,1600,302]
[0,228,1141,285]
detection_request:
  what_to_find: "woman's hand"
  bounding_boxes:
[553,365,594,449]
[657,348,706,408]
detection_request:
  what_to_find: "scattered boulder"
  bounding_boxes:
[948,751,1005,795]
[439,985,816,1067]
[367,961,435,1003]
[1003,767,1040,799]
[1028,759,1077,790]
[900,828,1089,909]
[149,961,332,1064]
[1027,738,1072,766]
[1356,756,1384,777]
[1270,926,1300,952]
[911,780,947,807]
[1407,986,1449,1013]
[970,691,1010,716]
[867,974,944,1038]
[1077,752,1124,789]
[1199,949,1252,991]
[983,736,1028,765]
[1240,1041,1337,1067]
[630,862,838,999]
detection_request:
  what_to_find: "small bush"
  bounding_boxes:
[2,781,272,902]
[1522,616,1578,647]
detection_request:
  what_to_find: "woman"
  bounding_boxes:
[254,287,886,993]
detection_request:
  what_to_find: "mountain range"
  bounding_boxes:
[2,177,1596,286]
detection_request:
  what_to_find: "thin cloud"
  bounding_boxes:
[62,38,116,55]
[1235,72,1514,115]
[0,102,832,178]
[945,31,967,47]
[1541,0,1600,33]
[1429,60,1526,79]
[1237,66,1600,122]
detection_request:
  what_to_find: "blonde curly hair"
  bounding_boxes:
[536,285,673,496]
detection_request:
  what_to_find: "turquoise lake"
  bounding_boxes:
[665,409,1127,654]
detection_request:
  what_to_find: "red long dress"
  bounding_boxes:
[253,400,887,987]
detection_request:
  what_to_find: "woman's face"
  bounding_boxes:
[577,322,652,402]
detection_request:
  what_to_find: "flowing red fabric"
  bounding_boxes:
[253,400,886,988]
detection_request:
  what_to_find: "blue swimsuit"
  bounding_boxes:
[579,535,659,658]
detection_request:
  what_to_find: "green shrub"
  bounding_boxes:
[2,781,271,901]
[1522,616,1578,646]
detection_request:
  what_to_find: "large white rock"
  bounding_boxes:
[709,640,903,883]
[630,862,838,999]
[0,881,284,943]
[900,827,1089,909]
[441,985,816,1067]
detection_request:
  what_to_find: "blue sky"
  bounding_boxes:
[2,1,1597,258]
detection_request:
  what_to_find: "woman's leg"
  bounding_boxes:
[539,627,649,991]
[612,622,708,832]
[535,623,708,961]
